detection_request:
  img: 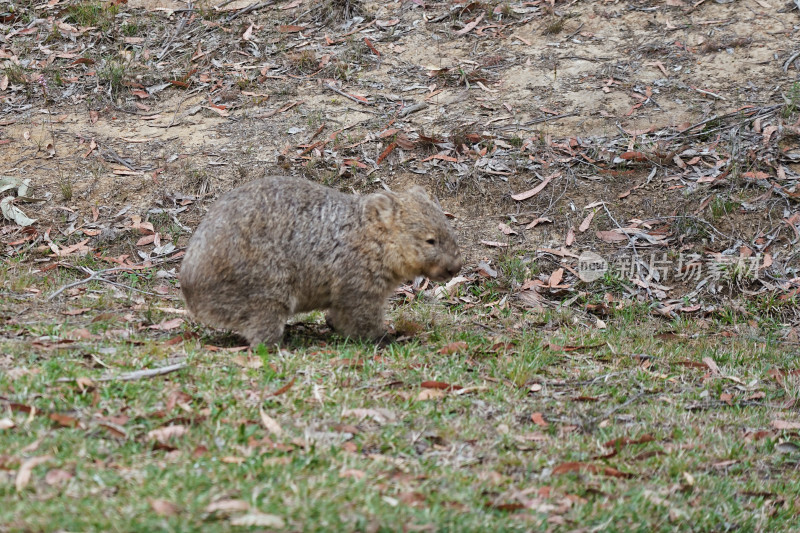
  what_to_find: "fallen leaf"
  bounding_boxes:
[206,499,250,513]
[530,412,549,427]
[149,318,184,331]
[511,172,558,201]
[772,419,800,430]
[421,381,462,391]
[455,12,484,36]
[16,455,52,491]
[549,268,564,287]
[147,425,188,443]
[259,408,283,436]
[230,513,285,527]
[416,388,447,401]
[44,468,73,486]
[438,341,467,355]
[578,211,595,232]
[498,222,517,235]
[604,434,655,448]
[595,230,627,243]
[0,418,15,429]
[150,499,179,516]
[342,408,396,425]
[702,357,720,374]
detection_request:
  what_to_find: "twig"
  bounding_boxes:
[324,83,371,105]
[47,255,183,301]
[214,0,238,9]
[690,85,726,100]
[98,361,188,382]
[663,104,780,141]
[397,102,427,118]
[55,360,188,383]
[158,2,193,61]
[492,112,578,131]
[226,1,273,22]
[784,50,800,72]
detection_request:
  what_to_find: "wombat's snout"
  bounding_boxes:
[447,257,463,277]
[429,255,462,281]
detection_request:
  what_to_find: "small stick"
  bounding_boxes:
[214,0,238,9]
[226,1,273,22]
[98,362,188,382]
[784,50,800,72]
[690,85,726,100]
[397,102,427,118]
[324,83,370,105]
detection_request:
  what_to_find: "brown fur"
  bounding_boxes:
[180,176,462,346]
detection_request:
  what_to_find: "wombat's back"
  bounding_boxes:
[180,176,361,329]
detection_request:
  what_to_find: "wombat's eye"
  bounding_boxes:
[426,238,436,245]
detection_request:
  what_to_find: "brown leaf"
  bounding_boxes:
[136,234,155,246]
[498,222,517,235]
[150,499,180,517]
[269,377,296,397]
[259,408,283,436]
[16,455,52,491]
[61,308,90,316]
[278,25,305,32]
[455,12,484,35]
[525,217,553,230]
[438,341,468,355]
[230,513,285,528]
[416,388,447,401]
[553,461,632,478]
[421,381,462,391]
[578,211,595,232]
[772,419,800,430]
[147,425,188,443]
[49,413,79,428]
[44,468,73,486]
[206,499,250,514]
[148,318,184,331]
[511,172,558,201]
[376,141,397,165]
[530,412,549,427]
[565,227,575,246]
[549,268,564,288]
[702,357,720,375]
[604,434,656,449]
[595,230,627,243]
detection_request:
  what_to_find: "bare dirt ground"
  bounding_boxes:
[2,0,800,323]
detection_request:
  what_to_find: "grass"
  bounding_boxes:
[66,2,120,31]
[2,262,800,531]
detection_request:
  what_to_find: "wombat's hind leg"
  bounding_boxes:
[242,301,290,348]
[326,303,386,341]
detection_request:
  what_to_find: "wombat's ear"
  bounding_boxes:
[408,185,441,208]
[407,185,431,200]
[364,192,395,227]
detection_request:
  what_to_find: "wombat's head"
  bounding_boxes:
[364,186,462,283]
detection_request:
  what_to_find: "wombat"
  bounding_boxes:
[180,176,462,347]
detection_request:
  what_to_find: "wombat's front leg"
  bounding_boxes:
[326,302,386,341]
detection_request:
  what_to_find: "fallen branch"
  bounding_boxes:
[47,254,184,301]
[98,361,188,382]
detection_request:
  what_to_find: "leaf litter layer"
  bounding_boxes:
[2,0,800,530]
